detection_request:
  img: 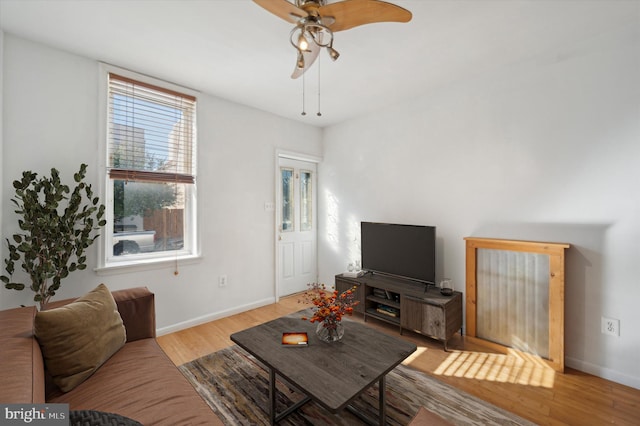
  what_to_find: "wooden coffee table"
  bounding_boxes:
[230,310,416,425]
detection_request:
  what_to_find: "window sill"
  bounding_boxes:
[94,253,202,275]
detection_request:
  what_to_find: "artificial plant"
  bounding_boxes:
[1,164,106,308]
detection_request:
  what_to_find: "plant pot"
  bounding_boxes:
[316,320,345,343]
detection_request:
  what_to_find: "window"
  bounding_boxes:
[281,168,294,232]
[104,70,197,265]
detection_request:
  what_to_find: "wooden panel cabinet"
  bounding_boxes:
[335,273,463,350]
[402,294,462,350]
[423,303,445,338]
[400,295,423,331]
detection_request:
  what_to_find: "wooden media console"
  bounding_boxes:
[336,273,462,350]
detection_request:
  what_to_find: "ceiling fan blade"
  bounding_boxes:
[253,0,308,24]
[291,43,321,79]
[318,0,412,32]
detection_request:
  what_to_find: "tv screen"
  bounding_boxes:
[361,222,436,285]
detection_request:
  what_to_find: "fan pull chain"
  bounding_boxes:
[301,70,306,116]
[317,53,322,116]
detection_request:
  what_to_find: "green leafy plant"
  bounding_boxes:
[1,164,106,308]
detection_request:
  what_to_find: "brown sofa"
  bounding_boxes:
[0,287,223,425]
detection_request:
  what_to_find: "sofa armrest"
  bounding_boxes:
[112,287,156,342]
[0,306,46,403]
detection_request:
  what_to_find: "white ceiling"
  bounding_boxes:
[0,0,637,127]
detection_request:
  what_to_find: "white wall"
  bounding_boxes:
[0,31,4,278]
[0,35,323,330]
[318,23,640,388]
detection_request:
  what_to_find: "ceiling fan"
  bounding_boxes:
[253,0,412,79]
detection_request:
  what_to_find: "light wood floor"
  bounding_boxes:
[157,294,640,426]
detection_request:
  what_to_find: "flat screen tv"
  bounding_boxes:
[361,222,436,285]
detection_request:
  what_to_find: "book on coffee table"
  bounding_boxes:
[281,332,308,346]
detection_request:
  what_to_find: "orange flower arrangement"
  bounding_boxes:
[300,283,359,330]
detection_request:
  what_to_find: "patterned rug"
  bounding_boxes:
[179,345,535,425]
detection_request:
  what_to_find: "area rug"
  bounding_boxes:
[179,345,535,425]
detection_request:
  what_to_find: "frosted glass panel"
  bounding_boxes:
[476,249,550,358]
[281,168,294,232]
[300,170,312,232]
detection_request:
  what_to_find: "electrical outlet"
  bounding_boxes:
[601,317,620,336]
[219,275,228,287]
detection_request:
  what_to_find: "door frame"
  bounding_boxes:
[275,150,322,302]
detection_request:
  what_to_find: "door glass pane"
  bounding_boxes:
[281,168,294,232]
[300,170,312,232]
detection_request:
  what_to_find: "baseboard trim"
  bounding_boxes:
[156,296,276,336]
[565,356,640,389]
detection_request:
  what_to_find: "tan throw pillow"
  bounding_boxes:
[34,283,126,392]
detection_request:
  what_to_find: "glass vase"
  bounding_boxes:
[316,320,345,343]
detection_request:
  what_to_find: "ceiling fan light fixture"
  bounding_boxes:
[290,24,312,53]
[296,50,305,69]
[311,23,332,48]
[297,32,309,51]
[327,45,339,61]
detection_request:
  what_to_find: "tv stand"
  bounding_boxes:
[336,273,463,350]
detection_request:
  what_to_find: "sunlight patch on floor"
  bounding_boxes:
[433,348,555,388]
[402,346,429,365]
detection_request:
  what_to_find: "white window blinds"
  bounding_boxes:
[107,73,196,184]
